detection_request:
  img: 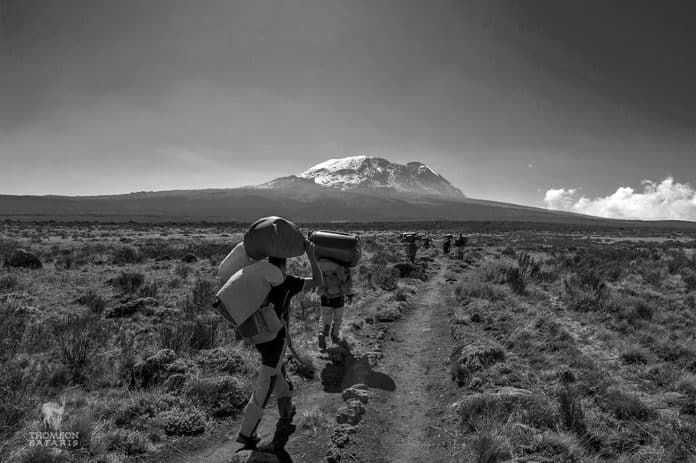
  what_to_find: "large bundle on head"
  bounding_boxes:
[401,233,418,243]
[218,242,255,283]
[243,216,306,260]
[309,231,362,267]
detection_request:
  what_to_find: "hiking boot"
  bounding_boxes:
[236,433,261,450]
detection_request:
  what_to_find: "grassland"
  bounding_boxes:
[1,221,695,462]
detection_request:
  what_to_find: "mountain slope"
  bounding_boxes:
[1,156,694,226]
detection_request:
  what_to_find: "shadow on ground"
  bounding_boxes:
[320,342,396,393]
[231,447,293,463]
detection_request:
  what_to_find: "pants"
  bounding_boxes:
[239,332,293,438]
[320,306,344,338]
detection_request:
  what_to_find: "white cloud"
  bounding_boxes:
[543,177,696,221]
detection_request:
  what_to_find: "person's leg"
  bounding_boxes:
[238,364,277,444]
[318,305,332,349]
[330,307,344,343]
[237,335,284,445]
[271,345,296,449]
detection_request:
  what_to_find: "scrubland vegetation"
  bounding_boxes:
[1,221,695,462]
[448,233,696,462]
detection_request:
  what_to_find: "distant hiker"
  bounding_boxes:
[317,259,353,349]
[454,233,467,259]
[408,238,419,263]
[235,241,323,450]
[213,217,323,451]
[443,235,452,255]
[422,236,431,249]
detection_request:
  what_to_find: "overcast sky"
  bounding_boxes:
[1,0,695,217]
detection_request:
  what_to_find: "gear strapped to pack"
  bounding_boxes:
[318,259,352,299]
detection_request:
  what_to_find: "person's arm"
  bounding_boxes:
[301,240,324,291]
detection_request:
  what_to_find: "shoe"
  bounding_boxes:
[236,433,261,450]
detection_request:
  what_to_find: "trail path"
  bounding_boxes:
[166,257,457,463]
[347,259,457,462]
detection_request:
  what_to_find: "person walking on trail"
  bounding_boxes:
[236,240,323,450]
[408,238,419,263]
[443,235,452,255]
[454,233,467,259]
[317,260,353,350]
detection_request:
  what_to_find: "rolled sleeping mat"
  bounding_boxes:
[243,216,306,261]
[215,261,284,325]
[309,231,362,267]
[218,242,255,283]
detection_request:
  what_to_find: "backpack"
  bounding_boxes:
[318,259,352,298]
[214,261,285,344]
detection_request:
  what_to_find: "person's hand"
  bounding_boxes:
[304,240,316,256]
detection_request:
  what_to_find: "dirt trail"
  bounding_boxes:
[348,259,457,462]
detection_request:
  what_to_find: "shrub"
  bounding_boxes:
[501,246,516,257]
[113,271,145,293]
[75,289,107,314]
[0,359,36,433]
[467,428,511,463]
[297,406,328,433]
[562,275,606,312]
[186,375,247,417]
[0,274,19,292]
[505,252,535,295]
[634,299,654,321]
[183,276,215,318]
[105,429,148,455]
[159,409,206,436]
[114,394,181,427]
[51,312,104,384]
[677,374,696,395]
[12,445,69,463]
[112,246,141,264]
[681,268,696,292]
[455,280,506,302]
[557,385,586,435]
[62,414,92,449]
[602,389,655,421]
[620,348,648,364]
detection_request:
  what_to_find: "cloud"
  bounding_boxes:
[543,177,696,221]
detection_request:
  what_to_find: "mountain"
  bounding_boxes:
[263,156,465,200]
[1,155,694,227]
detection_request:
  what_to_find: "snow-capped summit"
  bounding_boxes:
[287,155,464,199]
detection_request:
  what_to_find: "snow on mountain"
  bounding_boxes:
[286,155,465,199]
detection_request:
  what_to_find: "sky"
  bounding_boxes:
[1,0,695,219]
